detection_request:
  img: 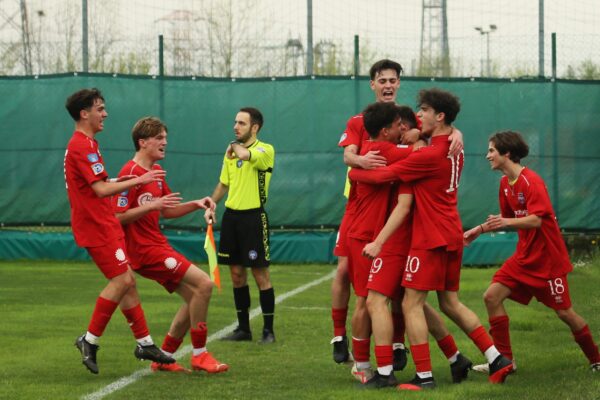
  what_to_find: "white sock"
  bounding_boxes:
[484,346,501,364]
[417,371,433,379]
[377,365,393,375]
[393,342,406,350]
[448,351,459,364]
[356,361,371,369]
[85,332,100,345]
[136,335,154,347]
[192,347,207,356]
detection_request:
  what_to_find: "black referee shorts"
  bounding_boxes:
[218,207,271,268]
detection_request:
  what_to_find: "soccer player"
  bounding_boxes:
[350,103,472,388]
[349,88,513,390]
[354,103,473,388]
[463,130,600,373]
[113,116,229,374]
[332,59,464,366]
[64,88,175,374]
[211,107,276,344]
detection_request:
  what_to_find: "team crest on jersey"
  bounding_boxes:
[117,196,128,207]
[91,163,104,175]
[87,153,99,162]
[137,192,154,206]
[517,192,525,204]
[248,250,258,260]
[237,159,243,168]
[338,133,347,144]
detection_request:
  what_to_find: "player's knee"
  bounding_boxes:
[555,308,576,324]
[195,275,213,297]
[483,288,501,308]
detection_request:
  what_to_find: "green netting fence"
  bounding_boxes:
[1,74,599,232]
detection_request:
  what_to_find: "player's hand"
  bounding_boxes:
[116,174,137,182]
[448,127,464,157]
[486,214,508,230]
[204,208,216,225]
[463,226,482,246]
[151,192,182,210]
[402,128,421,145]
[195,196,216,211]
[138,169,166,185]
[358,151,387,170]
[362,241,382,259]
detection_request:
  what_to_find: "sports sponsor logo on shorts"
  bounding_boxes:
[137,192,154,206]
[164,257,179,270]
[117,196,128,207]
[236,159,243,168]
[115,248,126,262]
[91,163,104,175]
[248,250,258,260]
[87,153,99,162]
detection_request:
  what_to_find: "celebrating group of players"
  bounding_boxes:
[329,59,600,390]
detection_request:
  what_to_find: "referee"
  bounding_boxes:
[211,107,276,344]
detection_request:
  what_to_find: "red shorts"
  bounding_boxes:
[348,237,371,297]
[133,246,192,293]
[86,239,130,279]
[493,267,572,310]
[402,247,462,292]
[367,254,406,300]
[334,211,354,257]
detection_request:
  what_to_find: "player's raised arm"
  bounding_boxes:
[92,169,166,198]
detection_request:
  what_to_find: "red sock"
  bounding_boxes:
[162,334,183,354]
[468,325,495,354]
[489,315,513,360]
[392,312,405,344]
[573,325,600,364]
[437,334,458,360]
[352,337,371,363]
[121,303,150,339]
[374,345,393,368]
[87,296,119,337]
[191,322,208,350]
[332,308,348,337]
[410,343,432,373]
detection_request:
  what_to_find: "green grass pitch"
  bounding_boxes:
[1,259,599,399]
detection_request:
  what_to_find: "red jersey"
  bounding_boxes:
[113,160,171,267]
[349,135,464,251]
[380,183,414,257]
[347,141,412,244]
[338,114,370,215]
[499,167,572,279]
[64,131,123,247]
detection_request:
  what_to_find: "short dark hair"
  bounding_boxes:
[417,88,461,124]
[239,107,263,132]
[362,102,399,138]
[65,88,104,121]
[489,131,529,163]
[369,59,403,80]
[396,105,417,130]
[131,117,168,151]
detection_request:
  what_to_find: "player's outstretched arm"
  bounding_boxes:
[92,169,166,198]
[463,224,484,246]
[343,144,387,170]
[486,213,542,230]
[116,192,182,225]
[162,196,216,219]
[362,193,413,259]
[348,165,396,185]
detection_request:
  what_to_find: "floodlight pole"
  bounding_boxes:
[82,0,88,72]
[306,0,313,75]
[474,24,497,77]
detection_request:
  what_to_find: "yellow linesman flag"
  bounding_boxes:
[204,224,221,291]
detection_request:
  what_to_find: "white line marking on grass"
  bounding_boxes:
[82,269,335,400]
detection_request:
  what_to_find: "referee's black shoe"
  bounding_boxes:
[134,343,176,364]
[222,327,252,341]
[75,334,99,374]
[259,329,276,344]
